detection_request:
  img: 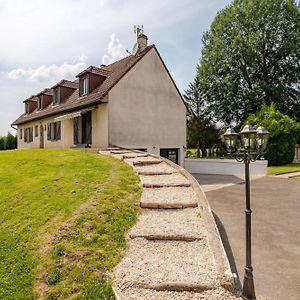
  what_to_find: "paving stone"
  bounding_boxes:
[140,186,198,209]
[135,162,177,175]
[122,153,149,159]
[114,238,218,292]
[129,208,204,241]
[141,173,191,188]
[114,286,241,300]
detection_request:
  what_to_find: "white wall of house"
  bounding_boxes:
[17,104,109,149]
[91,104,108,148]
[184,158,268,176]
[17,116,71,149]
[108,48,187,165]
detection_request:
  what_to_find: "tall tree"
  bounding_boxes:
[184,72,220,157]
[199,0,300,125]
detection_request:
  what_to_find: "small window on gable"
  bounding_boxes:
[80,76,88,96]
[53,87,60,105]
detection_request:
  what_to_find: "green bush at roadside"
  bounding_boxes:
[247,105,300,166]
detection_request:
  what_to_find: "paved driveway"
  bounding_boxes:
[193,174,300,300]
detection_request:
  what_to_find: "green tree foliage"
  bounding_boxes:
[184,73,220,157]
[247,105,300,165]
[199,0,300,125]
[5,132,17,149]
[0,132,17,151]
[0,137,5,150]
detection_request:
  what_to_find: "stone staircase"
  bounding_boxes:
[99,149,240,300]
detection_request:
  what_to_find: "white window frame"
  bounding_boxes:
[82,77,88,96]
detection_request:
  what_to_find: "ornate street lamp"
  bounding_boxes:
[224,124,270,300]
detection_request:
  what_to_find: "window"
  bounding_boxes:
[80,76,88,96]
[38,97,42,110]
[35,125,38,137]
[53,87,60,105]
[25,102,29,114]
[20,128,23,139]
[47,121,61,141]
[24,127,33,143]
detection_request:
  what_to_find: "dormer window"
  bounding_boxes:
[25,102,29,114]
[53,87,60,105]
[38,97,42,110]
[80,76,88,96]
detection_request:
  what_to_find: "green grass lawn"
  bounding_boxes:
[267,163,300,175]
[0,149,141,300]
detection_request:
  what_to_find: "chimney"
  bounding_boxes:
[137,33,148,52]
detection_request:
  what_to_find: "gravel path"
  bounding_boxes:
[98,149,240,299]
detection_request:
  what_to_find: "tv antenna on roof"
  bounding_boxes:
[134,25,144,38]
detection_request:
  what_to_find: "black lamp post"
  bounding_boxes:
[223,124,270,300]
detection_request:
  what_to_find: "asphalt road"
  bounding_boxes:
[193,174,300,300]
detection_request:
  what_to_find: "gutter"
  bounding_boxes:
[11,124,17,131]
[12,99,103,126]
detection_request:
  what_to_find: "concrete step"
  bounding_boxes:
[136,162,177,175]
[140,187,198,209]
[113,286,240,300]
[114,238,218,294]
[141,173,191,188]
[133,159,163,167]
[110,150,132,154]
[122,153,149,159]
[129,208,204,242]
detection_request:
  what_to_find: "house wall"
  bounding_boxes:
[17,116,73,149]
[17,104,108,149]
[91,103,108,148]
[108,48,187,165]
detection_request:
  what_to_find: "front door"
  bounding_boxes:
[82,111,92,145]
[40,124,44,148]
[160,148,179,164]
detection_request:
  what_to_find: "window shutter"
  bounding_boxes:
[29,128,32,142]
[56,121,61,140]
[47,123,51,140]
[51,123,55,140]
[24,128,27,142]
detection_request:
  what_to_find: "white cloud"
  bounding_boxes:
[0,0,232,135]
[102,33,127,65]
[7,56,87,84]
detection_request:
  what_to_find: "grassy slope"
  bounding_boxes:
[0,150,141,300]
[267,163,300,175]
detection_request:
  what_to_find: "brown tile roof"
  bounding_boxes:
[51,79,78,89]
[23,95,38,103]
[76,66,111,77]
[37,88,53,96]
[12,45,154,126]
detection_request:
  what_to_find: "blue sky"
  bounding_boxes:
[0,0,231,135]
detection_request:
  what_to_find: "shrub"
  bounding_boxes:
[247,105,300,166]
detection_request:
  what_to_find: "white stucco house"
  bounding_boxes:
[12,33,187,165]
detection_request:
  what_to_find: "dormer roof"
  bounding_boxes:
[37,88,53,97]
[23,95,38,103]
[76,66,111,78]
[51,79,78,90]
